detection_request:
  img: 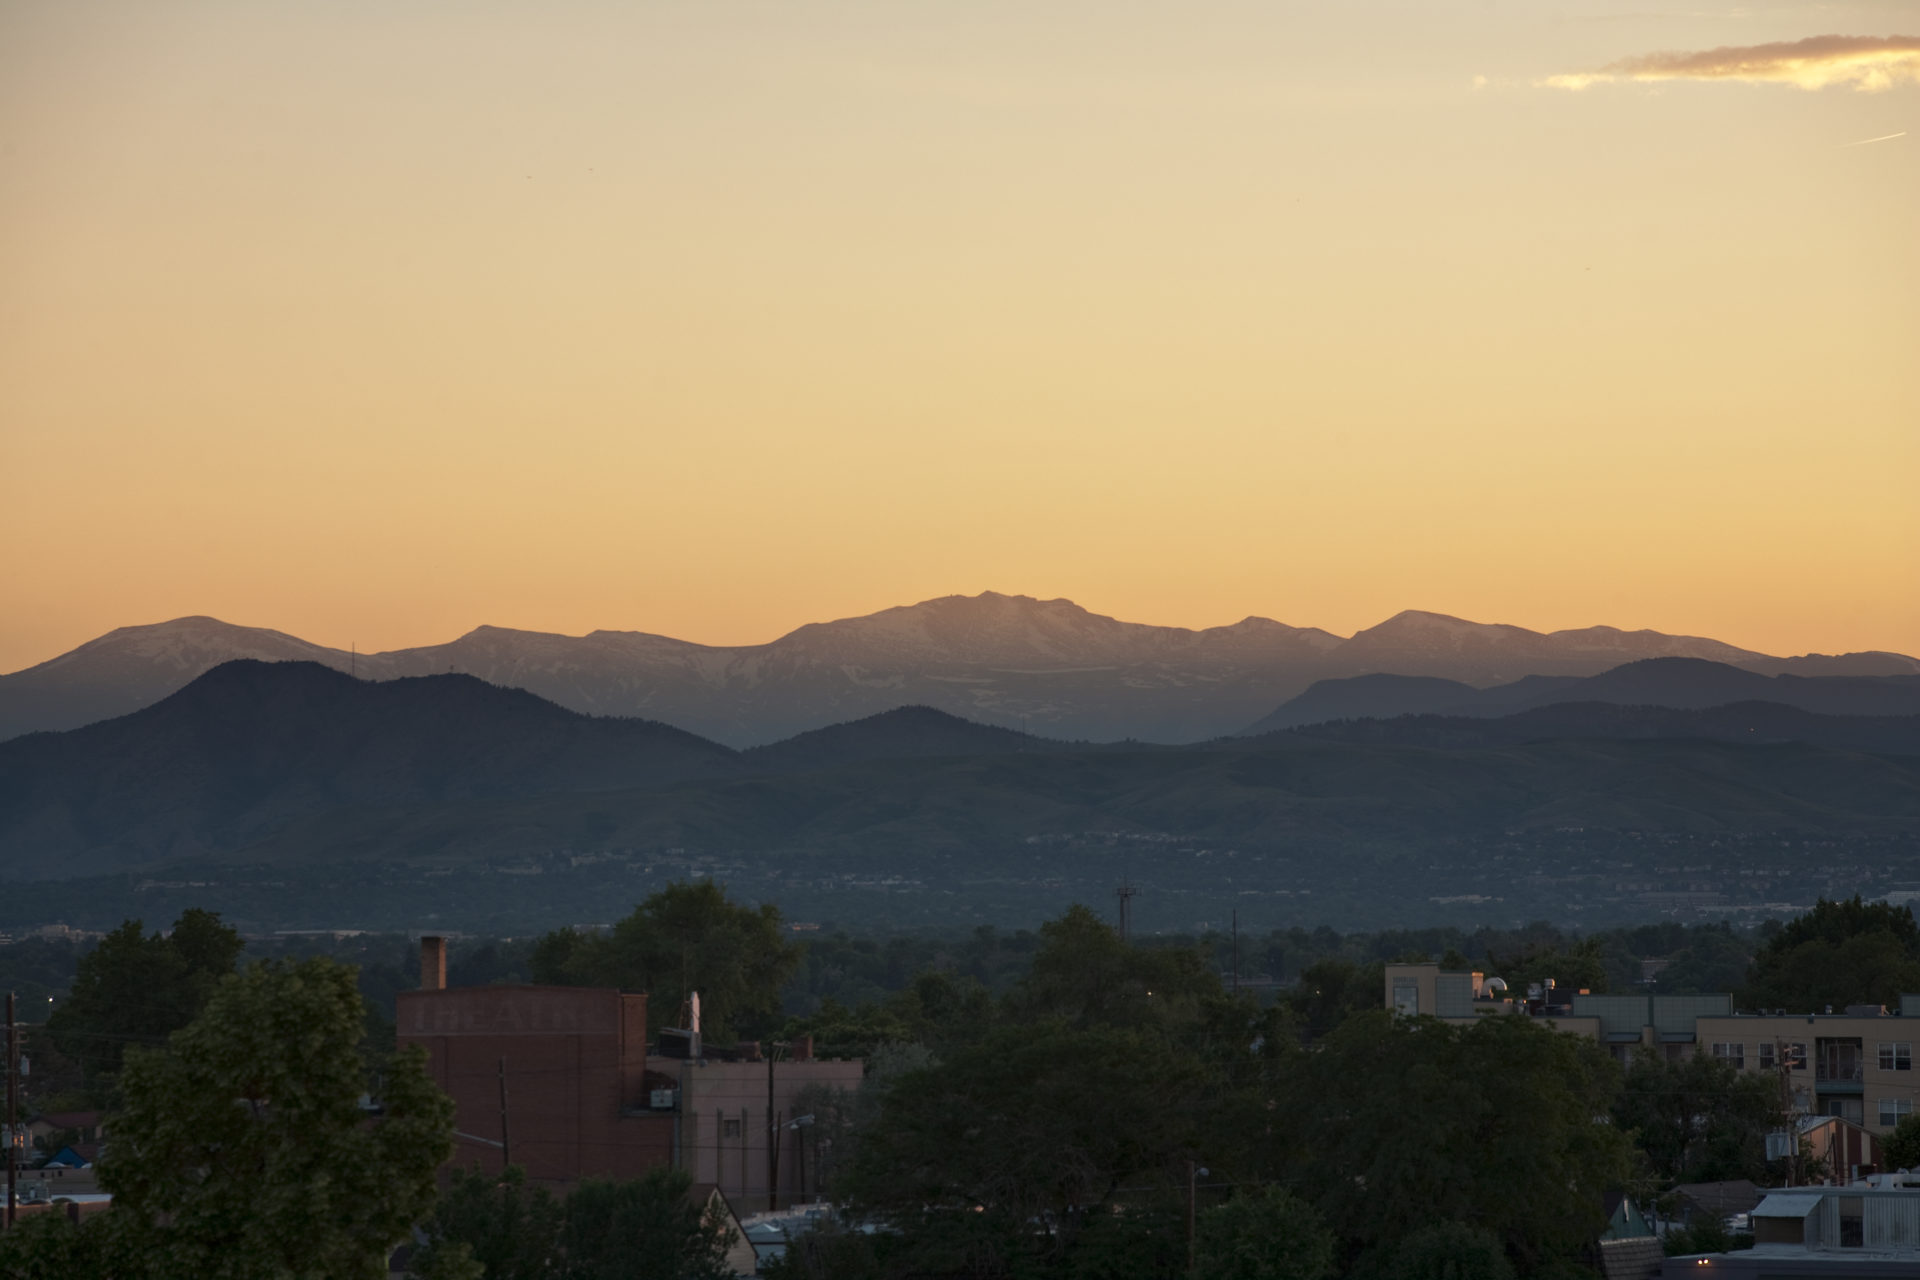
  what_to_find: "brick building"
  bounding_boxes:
[397,937,674,1184]
[398,936,864,1201]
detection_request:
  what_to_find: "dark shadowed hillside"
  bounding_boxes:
[742,705,1066,773]
[5,661,1920,900]
[0,660,741,873]
[1242,658,1920,734]
[219,734,1920,871]
[1260,700,1920,755]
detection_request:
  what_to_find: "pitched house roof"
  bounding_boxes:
[1671,1179,1763,1219]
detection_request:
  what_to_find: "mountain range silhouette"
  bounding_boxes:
[6,592,1914,746]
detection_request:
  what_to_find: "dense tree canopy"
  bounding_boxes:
[1885,1113,1920,1173]
[43,907,242,1101]
[1287,1011,1632,1277]
[1743,896,1920,1011]
[5,956,454,1279]
[105,956,455,1279]
[797,904,1632,1279]
[1612,1048,1783,1186]
[531,881,798,1042]
[841,1019,1206,1275]
[1193,1187,1335,1280]
[410,1163,737,1280]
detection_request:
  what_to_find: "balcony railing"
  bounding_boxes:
[1817,1062,1864,1084]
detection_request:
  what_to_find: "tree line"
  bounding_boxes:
[8,891,1920,1278]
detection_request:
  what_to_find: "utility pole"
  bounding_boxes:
[6,991,16,1230]
[770,1109,783,1214]
[760,1043,768,1212]
[497,1056,512,1171]
[1231,910,1239,995]
[1185,1159,1197,1274]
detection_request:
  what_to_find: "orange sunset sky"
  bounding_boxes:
[2,0,1916,672]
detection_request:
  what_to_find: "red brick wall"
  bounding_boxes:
[398,985,671,1185]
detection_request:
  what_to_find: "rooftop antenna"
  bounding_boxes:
[1116,879,1137,943]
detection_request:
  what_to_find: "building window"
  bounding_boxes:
[1758,1043,1777,1071]
[722,1118,741,1139]
[1711,1043,1745,1070]
[1392,978,1419,1017]
[1878,1042,1912,1072]
[1826,1098,1864,1125]
[1879,1098,1913,1128]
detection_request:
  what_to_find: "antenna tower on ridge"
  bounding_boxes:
[1116,880,1137,942]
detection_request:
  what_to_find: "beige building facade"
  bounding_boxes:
[653,1050,864,1213]
[1384,964,1920,1139]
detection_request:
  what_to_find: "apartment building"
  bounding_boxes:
[1384,963,1920,1139]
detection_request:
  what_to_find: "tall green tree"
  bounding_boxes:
[559,1170,737,1280]
[1006,903,1217,1033]
[0,1210,143,1277]
[1192,1187,1335,1280]
[1374,1222,1515,1280]
[411,1166,565,1280]
[411,1165,735,1280]
[1612,1048,1782,1187]
[44,908,243,1101]
[1281,958,1384,1042]
[531,881,797,1042]
[1288,1011,1631,1277]
[840,1020,1208,1278]
[1883,1112,1920,1172]
[1743,897,1920,1011]
[100,956,456,1279]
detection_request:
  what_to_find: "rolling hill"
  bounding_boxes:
[1241,658,1920,735]
[4,659,1919,883]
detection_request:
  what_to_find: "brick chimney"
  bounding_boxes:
[420,935,447,991]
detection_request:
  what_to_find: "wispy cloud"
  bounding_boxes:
[1542,33,1920,92]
